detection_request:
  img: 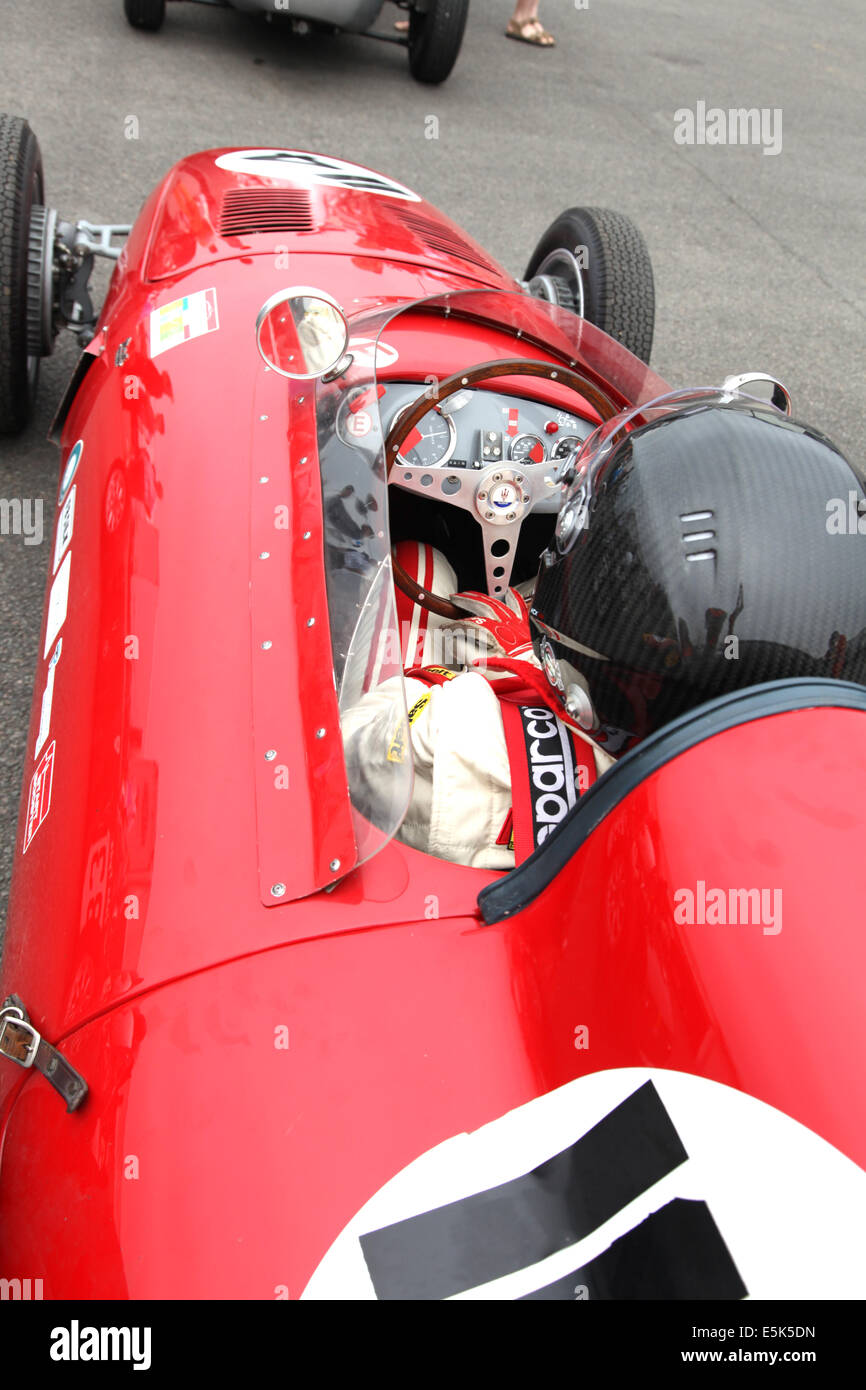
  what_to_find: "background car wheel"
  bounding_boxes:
[524,206,656,364]
[0,114,45,435]
[407,0,469,84]
[123,0,166,32]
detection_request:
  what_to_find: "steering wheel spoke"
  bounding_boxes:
[391,462,477,513]
[478,520,520,597]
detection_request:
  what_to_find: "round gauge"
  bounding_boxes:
[551,435,584,460]
[395,404,457,468]
[510,433,546,466]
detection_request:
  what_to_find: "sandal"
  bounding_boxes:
[506,18,556,47]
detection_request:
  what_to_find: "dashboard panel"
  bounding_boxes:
[337,382,595,513]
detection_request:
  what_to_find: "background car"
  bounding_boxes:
[122,0,470,84]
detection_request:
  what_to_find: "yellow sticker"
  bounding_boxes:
[423,666,456,680]
[387,719,407,764]
[407,693,431,726]
[149,288,219,358]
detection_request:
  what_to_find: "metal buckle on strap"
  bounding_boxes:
[0,994,89,1111]
[0,1008,41,1069]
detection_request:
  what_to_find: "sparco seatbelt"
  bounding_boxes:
[498,702,596,863]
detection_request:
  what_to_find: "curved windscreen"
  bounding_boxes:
[316,315,409,869]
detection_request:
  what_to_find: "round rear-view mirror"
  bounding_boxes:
[723,372,792,416]
[256,288,349,379]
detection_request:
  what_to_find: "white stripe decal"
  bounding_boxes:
[406,542,423,666]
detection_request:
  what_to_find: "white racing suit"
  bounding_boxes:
[343,545,614,870]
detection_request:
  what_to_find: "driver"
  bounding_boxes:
[345,391,866,869]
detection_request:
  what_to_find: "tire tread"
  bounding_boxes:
[0,114,42,434]
[409,0,469,84]
[525,205,656,364]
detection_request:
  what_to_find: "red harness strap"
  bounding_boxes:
[499,703,596,863]
[407,664,595,863]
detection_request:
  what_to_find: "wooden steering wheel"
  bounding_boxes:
[385,358,621,619]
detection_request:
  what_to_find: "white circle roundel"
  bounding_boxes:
[214,150,420,202]
[302,1068,866,1300]
[346,338,399,370]
[345,411,372,439]
[58,440,83,506]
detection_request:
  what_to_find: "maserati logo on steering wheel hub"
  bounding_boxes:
[475,469,526,526]
[492,482,519,510]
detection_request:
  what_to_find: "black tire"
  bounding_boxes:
[0,115,43,435]
[123,0,166,32]
[408,0,468,84]
[524,206,656,364]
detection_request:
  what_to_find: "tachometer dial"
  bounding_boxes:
[510,433,546,465]
[551,435,584,460]
[395,405,457,468]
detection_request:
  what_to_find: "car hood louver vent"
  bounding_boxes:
[218,187,316,237]
[391,206,492,271]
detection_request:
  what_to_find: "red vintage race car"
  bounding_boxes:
[1,116,864,1302]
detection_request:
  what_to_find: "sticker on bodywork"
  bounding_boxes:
[34,641,62,760]
[53,485,75,575]
[214,150,421,203]
[23,741,56,854]
[58,440,82,507]
[302,1067,866,1300]
[44,552,71,659]
[345,410,372,439]
[347,338,399,370]
[150,288,219,358]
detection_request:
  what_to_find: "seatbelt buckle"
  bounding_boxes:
[0,1005,40,1069]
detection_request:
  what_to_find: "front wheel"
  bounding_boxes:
[524,206,656,364]
[0,114,44,435]
[407,0,469,84]
[123,0,166,31]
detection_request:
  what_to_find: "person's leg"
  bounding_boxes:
[511,1,540,24]
[507,2,555,46]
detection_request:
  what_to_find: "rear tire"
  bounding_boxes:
[123,0,166,32]
[0,114,44,435]
[524,206,656,364]
[408,0,469,84]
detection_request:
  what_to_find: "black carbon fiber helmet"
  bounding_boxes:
[530,388,866,749]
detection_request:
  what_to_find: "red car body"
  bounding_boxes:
[1,148,864,1300]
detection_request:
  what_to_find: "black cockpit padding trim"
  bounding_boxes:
[49,350,96,444]
[479,678,866,924]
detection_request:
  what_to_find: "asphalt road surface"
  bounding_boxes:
[0,0,863,924]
